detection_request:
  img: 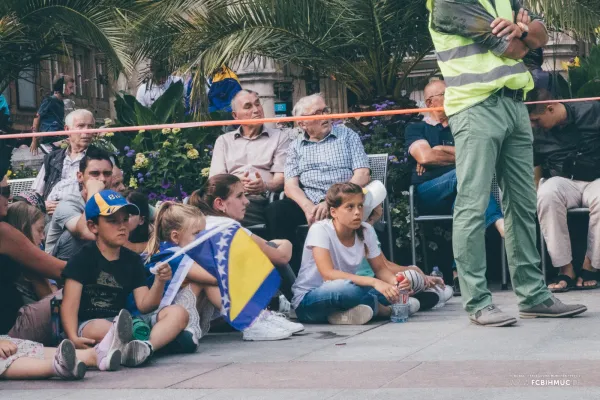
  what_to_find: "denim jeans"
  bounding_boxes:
[417,169,503,227]
[294,279,389,324]
[416,169,503,271]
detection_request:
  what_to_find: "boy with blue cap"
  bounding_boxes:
[60,190,190,371]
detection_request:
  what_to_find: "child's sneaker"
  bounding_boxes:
[52,339,86,380]
[242,311,292,341]
[121,340,153,367]
[263,310,305,334]
[408,297,420,316]
[95,309,133,371]
[328,305,373,325]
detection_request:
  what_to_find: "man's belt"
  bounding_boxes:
[497,87,525,102]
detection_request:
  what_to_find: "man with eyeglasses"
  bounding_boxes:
[406,80,505,296]
[210,90,291,226]
[45,147,115,261]
[267,93,370,270]
[427,0,586,326]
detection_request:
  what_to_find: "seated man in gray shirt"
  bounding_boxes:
[45,148,114,261]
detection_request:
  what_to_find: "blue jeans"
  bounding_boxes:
[416,169,503,270]
[295,280,389,324]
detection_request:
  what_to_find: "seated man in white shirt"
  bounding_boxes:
[32,109,95,215]
[136,62,182,108]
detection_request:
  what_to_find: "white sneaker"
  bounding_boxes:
[328,305,373,325]
[278,295,292,316]
[264,310,305,334]
[442,286,453,302]
[408,297,420,315]
[242,311,292,341]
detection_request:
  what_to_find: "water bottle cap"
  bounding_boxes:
[396,274,406,283]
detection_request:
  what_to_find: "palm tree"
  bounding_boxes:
[134,0,434,103]
[526,0,600,41]
[0,0,139,93]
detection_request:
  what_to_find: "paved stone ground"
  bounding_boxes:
[3,287,600,399]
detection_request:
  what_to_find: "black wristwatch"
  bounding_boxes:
[519,30,529,40]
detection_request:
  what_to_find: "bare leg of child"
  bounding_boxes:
[81,319,113,342]
[149,305,189,351]
[2,340,86,380]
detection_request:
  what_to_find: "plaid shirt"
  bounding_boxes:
[285,125,369,204]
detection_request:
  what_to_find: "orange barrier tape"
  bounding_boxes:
[1,96,600,140]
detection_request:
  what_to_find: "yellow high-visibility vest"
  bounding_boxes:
[426,0,534,116]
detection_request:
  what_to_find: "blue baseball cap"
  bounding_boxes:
[85,190,140,220]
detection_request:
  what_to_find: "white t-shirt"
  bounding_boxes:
[135,76,182,108]
[291,219,381,308]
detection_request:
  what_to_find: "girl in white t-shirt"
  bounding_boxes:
[292,182,411,325]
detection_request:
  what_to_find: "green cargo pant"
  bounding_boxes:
[448,94,552,314]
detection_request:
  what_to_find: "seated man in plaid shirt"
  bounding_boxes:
[266,93,371,271]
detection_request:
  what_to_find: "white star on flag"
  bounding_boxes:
[217,236,229,249]
[218,263,227,277]
[215,250,226,264]
[223,293,230,305]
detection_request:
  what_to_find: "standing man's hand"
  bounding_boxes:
[491,16,523,41]
[30,136,39,155]
[516,8,531,26]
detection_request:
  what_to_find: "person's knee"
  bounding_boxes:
[537,179,564,211]
[159,305,189,329]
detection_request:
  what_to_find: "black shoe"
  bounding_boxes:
[453,276,461,297]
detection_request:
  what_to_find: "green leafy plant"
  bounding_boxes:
[107,81,224,202]
[565,45,600,97]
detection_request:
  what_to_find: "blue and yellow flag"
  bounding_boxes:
[185,223,280,331]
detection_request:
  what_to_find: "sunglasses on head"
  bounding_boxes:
[0,186,10,198]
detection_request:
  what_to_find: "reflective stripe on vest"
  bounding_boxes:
[427,0,533,115]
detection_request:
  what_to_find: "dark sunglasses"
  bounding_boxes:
[0,186,10,198]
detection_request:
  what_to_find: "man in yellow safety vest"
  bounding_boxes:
[426,0,587,326]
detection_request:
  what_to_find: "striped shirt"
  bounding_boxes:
[285,125,369,204]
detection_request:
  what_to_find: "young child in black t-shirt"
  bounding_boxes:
[61,190,190,371]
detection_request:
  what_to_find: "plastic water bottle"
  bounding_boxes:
[431,266,445,309]
[390,275,410,323]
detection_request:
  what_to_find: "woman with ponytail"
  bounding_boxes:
[189,174,305,340]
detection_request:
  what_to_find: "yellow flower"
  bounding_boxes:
[162,128,172,135]
[129,177,138,189]
[573,56,581,67]
[186,149,199,160]
[184,143,194,150]
[138,129,146,133]
[172,127,181,134]
[60,142,68,149]
[104,132,114,138]
[561,61,571,71]
[163,140,171,148]
[104,118,112,126]
[201,167,210,177]
[6,170,12,177]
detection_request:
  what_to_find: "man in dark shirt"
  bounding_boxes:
[529,88,600,292]
[405,80,505,295]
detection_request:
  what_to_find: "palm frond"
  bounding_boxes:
[526,0,600,40]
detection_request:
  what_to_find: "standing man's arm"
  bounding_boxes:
[430,0,547,61]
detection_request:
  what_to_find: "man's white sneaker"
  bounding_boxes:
[328,305,373,325]
[264,310,305,334]
[408,297,420,315]
[442,286,453,302]
[242,311,292,341]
